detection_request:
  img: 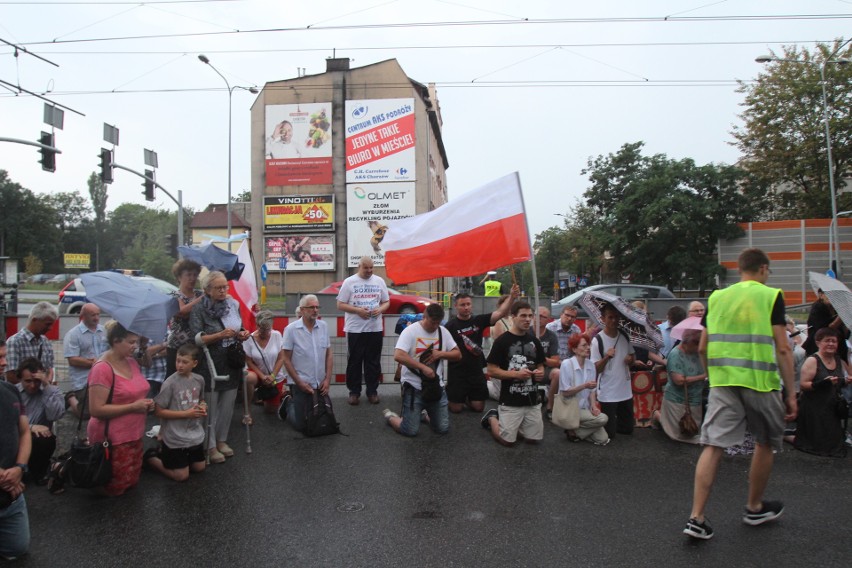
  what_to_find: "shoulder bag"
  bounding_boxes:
[552,362,581,430]
[417,329,444,402]
[219,316,247,370]
[249,334,282,401]
[68,362,116,489]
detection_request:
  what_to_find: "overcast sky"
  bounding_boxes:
[1,0,849,240]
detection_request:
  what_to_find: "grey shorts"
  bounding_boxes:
[700,386,785,450]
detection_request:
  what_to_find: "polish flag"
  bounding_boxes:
[382,173,531,284]
[229,239,259,332]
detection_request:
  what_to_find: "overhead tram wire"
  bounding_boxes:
[2,39,841,57]
[13,13,852,47]
[0,79,753,100]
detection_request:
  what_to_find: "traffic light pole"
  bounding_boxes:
[0,136,62,166]
[112,163,187,247]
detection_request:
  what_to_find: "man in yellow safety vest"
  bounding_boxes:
[683,248,797,541]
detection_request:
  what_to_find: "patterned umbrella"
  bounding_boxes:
[808,271,852,330]
[579,289,664,351]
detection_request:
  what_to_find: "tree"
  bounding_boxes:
[0,170,63,270]
[733,40,852,219]
[232,190,252,202]
[88,172,108,270]
[581,142,753,293]
[105,204,180,280]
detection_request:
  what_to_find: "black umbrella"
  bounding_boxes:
[579,289,664,351]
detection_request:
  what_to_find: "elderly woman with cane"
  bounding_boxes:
[190,271,249,464]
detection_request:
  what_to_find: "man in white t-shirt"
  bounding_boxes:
[590,303,635,439]
[336,257,391,406]
[383,304,460,437]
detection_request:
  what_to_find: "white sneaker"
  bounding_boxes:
[382,408,399,424]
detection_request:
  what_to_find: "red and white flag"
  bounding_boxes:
[382,173,531,284]
[229,239,259,332]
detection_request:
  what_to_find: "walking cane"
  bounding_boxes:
[195,333,231,464]
[241,370,253,454]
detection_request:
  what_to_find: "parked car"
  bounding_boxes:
[58,276,178,315]
[317,281,433,314]
[551,284,675,318]
[26,273,56,285]
[47,273,77,287]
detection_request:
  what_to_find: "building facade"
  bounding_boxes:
[249,58,449,297]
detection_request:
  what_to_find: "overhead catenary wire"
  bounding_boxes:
[11,12,852,47]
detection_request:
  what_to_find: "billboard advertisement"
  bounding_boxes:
[345,182,415,267]
[264,235,335,272]
[265,103,332,186]
[262,195,334,232]
[345,98,415,183]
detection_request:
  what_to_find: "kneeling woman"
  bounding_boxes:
[795,327,851,457]
[655,329,706,444]
[87,321,155,496]
[557,333,609,445]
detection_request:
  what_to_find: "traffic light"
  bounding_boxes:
[39,131,56,172]
[99,149,113,184]
[143,169,155,201]
[163,234,177,256]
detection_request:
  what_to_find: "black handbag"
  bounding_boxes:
[416,330,444,403]
[67,363,115,489]
[219,317,247,369]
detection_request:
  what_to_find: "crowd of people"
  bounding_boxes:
[2,251,852,558]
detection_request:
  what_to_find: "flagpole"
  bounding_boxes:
[513,173,540,328]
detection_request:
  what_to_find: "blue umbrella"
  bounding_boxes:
[177,243,245,281]
[80,272,179,343]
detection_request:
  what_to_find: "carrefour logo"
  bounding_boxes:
[351,106,368,119]
[396,167,408,176]
[354,186,367,199]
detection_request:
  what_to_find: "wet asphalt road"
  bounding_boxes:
[14,387,852,568]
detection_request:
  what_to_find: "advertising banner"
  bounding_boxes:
[265,103,332,186]
[64,253,90,269]
[345,182,415,267]
[264,235,335,272]
[262,195,334,232]
[345,98,415,183]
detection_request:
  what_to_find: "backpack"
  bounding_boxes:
[595,329,630,359]
[303,391,340,437]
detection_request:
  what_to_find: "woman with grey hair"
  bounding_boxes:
[189,270,249,464]
[245,310,288,414]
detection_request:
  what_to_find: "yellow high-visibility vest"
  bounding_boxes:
[706,280,782,392]
[484,280,501,297]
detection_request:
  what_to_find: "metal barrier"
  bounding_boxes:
[6,313,407,392]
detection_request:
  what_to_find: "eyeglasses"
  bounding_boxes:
[212,284,229,292]
[303,305,320,310]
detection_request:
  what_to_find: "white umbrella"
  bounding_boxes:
[808,271,852,330]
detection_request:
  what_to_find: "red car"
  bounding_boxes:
[317,281,433,314]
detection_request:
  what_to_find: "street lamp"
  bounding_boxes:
[198,54,258,250]
[756,51,850,275]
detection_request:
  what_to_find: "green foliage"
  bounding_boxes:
[733,40,852,219]
[108,204,180,280]
[0,170,63,270]
[23,253,42,276]
[580,142,751,292]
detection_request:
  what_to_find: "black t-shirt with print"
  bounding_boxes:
[446,313,493,377]
[486,331,544,406]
